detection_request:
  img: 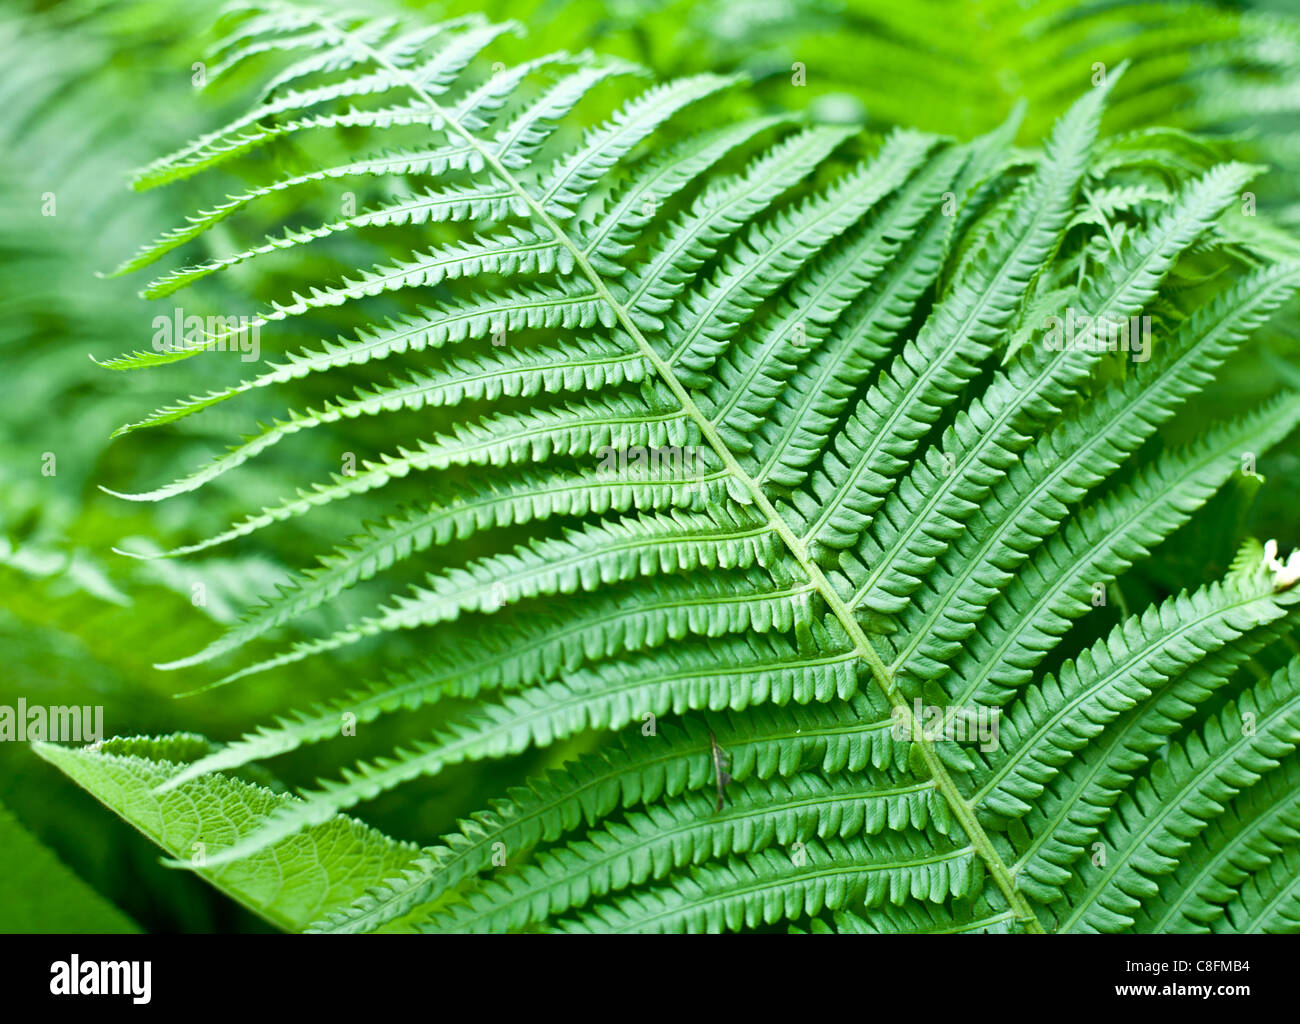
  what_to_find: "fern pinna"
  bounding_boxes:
[38,1,1300,934]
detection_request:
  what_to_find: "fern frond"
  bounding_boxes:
[40,1,1300,935]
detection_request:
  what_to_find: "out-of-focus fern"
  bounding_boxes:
[37,1,1300,934]
[498,0,1300,151]
[0,0,425,932]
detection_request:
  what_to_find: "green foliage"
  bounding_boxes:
[33,735,420,932]
[10,0,1300,934]
[0,799,139,933]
